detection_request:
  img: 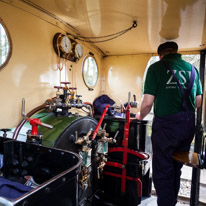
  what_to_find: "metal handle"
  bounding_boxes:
[22,98,26,118]
[133,94,136,102]
[113,130,119,140]
[128,92,131,106]
[39,122,53,129]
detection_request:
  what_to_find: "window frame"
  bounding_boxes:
[82,54,99,89]
[0,17,12,71]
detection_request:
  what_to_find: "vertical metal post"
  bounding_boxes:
[190,50,206,206]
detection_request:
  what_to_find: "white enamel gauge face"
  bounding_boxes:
[60,36,71,53]
[75,44,83,58]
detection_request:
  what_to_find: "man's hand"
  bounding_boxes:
[135,112,141,120]
[136,94,155,120]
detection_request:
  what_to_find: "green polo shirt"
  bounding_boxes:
[144,53,202,116]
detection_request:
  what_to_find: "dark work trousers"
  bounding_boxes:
[152,111,195,206]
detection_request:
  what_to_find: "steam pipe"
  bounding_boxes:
[83,102,94,117]
[82,104,93,117]
[12,103,46,140]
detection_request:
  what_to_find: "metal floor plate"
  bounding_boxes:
[141,196,190,206]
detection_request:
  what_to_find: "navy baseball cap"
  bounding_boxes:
[157,41,178,55]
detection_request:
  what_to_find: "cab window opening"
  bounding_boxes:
[0,18,12,71]
[82,54,99,90]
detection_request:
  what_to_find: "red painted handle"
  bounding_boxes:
[28,118,41,135]
[27,118,53,135]
[92,104,110,140]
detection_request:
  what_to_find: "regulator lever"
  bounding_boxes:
[92,104,110,140]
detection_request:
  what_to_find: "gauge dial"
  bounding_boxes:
[75,44,83,59]
[59,35,71,53]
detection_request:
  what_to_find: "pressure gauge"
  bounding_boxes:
[59,35,71,53]
[53,33,81,62]
[74,44,83,59]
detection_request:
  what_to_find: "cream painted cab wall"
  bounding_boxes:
[102,55,152,113]
[0,1,103,128]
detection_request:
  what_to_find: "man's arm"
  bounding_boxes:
[136,94,155,120]
[196,94,202,108]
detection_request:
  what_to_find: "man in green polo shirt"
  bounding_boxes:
[136,42,202,206]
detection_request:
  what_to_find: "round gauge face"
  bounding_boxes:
[75,44,83,58]
[60,35,71,53]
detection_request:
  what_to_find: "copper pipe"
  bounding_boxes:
[12,103,46,140]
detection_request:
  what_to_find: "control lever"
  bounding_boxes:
[103,123,106,131]
[92,104,110,140]
[127,92,131,108]
[133,94,136,102]
[130,94,138,108]
[113,130,119,142]
[26,118,53,136]
[22,98,26,118]
[22,98,53,143]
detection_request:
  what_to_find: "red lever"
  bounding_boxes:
[121,104,131,193]
[123,104,131,146]
[27,118,53,136]
[92,104,110,140]
[28,118,41,135]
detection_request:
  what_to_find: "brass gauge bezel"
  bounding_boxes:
[53,33,83,62]
[59,35,71,54]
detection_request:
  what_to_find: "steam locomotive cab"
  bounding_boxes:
[0,0,205,205]
[0,87,152,206]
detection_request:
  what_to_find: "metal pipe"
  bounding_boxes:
[83,102,94,117]
[12,103,46,140]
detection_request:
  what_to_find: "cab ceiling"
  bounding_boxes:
[21,0,206,56]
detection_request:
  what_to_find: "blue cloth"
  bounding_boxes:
[0,177,32,199]
[93,94,115,116]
